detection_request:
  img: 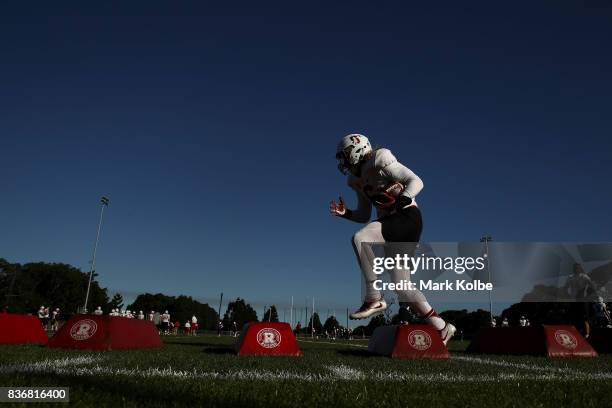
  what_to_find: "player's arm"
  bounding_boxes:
[330,189,371,223]
[380,159,423,209]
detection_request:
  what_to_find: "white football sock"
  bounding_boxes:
[408,302,446,331]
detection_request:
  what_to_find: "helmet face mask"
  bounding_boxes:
[336,151,350,175]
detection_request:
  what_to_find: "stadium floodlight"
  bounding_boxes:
[480,235,493,320]
[83,196,110,313]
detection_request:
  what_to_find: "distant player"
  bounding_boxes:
[161,310,171,334]
[217,320,223,336]
[93,306,103,316]
[565,263,597,337]
[191,315,198,336]
[330,134,455,344]
[51,308,60,332]
[37,306,46,327]
[593,297,612,328]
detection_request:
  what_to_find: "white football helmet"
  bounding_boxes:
[336,133,372,175]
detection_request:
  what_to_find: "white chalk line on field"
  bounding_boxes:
[453,355,569,373]
[2,357,612,383]
[299,340,591,377]
[453,355,606,379]
[300,340,594,377]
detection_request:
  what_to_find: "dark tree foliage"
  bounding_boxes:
[0,258,110,314]
[323,315,341,333]
[109,293,124,310]
[307,312,323,334]
[222,298,258,329]
[365,314,388,335]
[128,293,218,330]
[501,302,582,326]
[263,305,279,322]
[353,325,367,336]
[439,309,491,336]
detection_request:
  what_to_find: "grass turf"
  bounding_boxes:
[1,335,611,407]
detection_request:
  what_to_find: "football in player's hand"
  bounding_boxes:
[371,182,404,209]
[384,182,404,198]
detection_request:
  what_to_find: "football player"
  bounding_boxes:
[330,133,456,344]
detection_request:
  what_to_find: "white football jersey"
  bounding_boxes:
[347,148,423,221]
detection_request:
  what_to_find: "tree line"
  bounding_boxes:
[0,258,287,331]
[3,258,587,336]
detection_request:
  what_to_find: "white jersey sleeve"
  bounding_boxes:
[377,149,424,199]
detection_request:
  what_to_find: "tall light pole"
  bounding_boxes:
[290,296,294,328]
[218,292,223,323]
[480,235,493,321]
[311,296,315,338]
[346,308,349,330]
[83,196,109,313]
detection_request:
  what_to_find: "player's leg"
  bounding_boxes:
[387,258,451,338]
[350,221,388,319]
[381,207,456,344]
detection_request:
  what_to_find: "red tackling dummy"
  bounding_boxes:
[467,325,597,357]
[368,324,450,359]
[0,313,48,345]
[236,322,302,356]
[48,315,162,350]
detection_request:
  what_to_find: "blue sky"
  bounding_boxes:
[1,2,611,322]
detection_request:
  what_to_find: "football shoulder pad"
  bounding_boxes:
[373,148,397,170]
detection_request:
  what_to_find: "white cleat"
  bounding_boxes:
[440,323,456,346]
[349,299,387,320]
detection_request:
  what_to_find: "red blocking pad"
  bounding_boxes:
[543,325,597,357]
[467,325,596,357]
[368,324,450,359]
[0,313,48,345]
[236,322,302,356]
[48,315,162,351]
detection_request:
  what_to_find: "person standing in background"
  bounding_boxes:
[191,315,198,336]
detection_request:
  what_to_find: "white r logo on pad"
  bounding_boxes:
[256,328,282,348]
[69,319,98,341]
[408,330,432,351]
[554,330,578,349]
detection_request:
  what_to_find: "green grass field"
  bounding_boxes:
[1,335,611,407]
